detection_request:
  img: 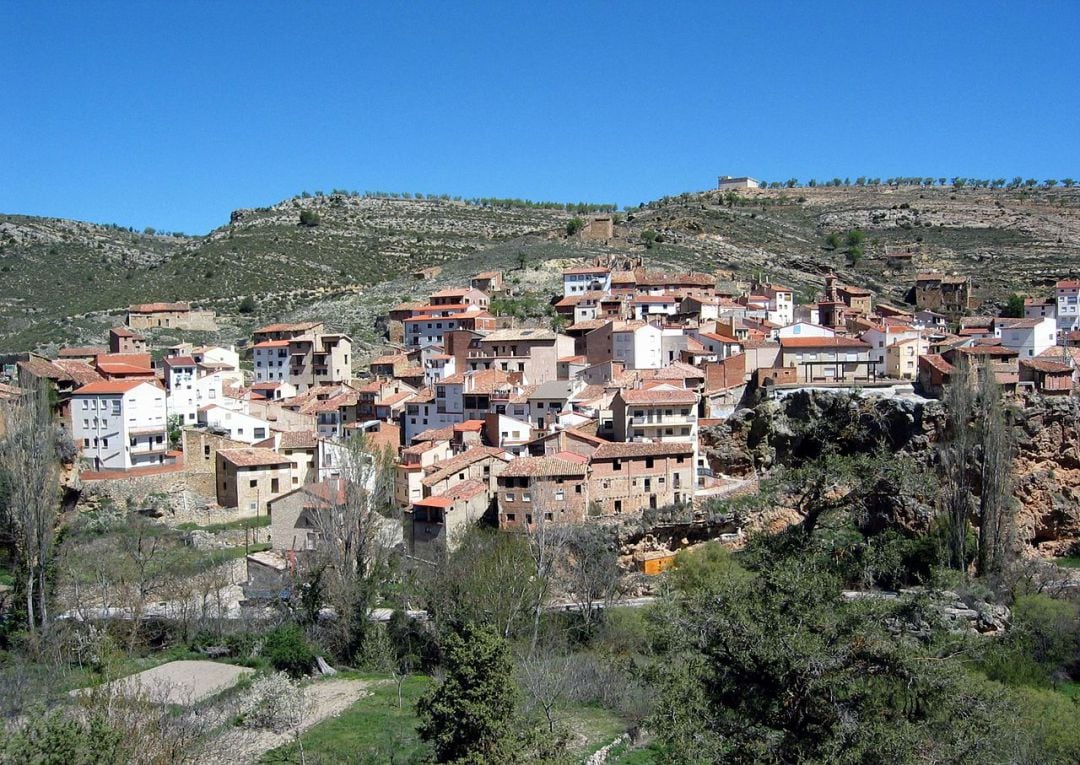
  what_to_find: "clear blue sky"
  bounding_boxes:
[2,2,1077,234]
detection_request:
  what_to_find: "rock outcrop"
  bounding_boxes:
[702,389,1080,555]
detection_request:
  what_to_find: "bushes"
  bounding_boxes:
[263,625,315,678]
[299,209,320,227]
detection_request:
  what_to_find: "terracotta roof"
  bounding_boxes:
[953,346,1019,358]
[18,357,71,381]
[279,430,318,449]
[640,362,706,381]
[421,447,510,487]
[109,326,139,337]
[52,360,103,386]
[253,340,291,349]
[408,387,436,404]
[57,346,108,358]
[371,353,409,365]
[558,355,588,363]
[438,369,511,393]
[920,354,954,374]
[453,420,485,432]
[414,495,451,508]
[1020,358,1073,373]
[412,426,454,443]
[500,456,588,478]
[698,331,740,344]
[474,271,501,280]
[164,355,197,367]
[1056,279,1080,289]
[566,319,611,332]
[377,391,414,407]
[591,441,694,459]
[620,387,698,405]
[442,479,488,501]
[218,447,291,468]
[779,337,870,349]
[74,379,156,395]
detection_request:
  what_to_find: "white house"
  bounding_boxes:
[612,322,663,369]
[1056,279,1079,333]
[72,380,169,471]
[777,322,835,340]
[198,404,272,444]
[562,267,611,297]
[163,355,226,425]
[759,283,794,327]
[860,324,923,370]
[253,340,290,383]
[999,317,1058,358]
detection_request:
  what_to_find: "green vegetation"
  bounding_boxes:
[265,675,433,763]
[175,515,270,533]
[566,216,585,236]
[263,625,316,679]
[1003,292,1026,317]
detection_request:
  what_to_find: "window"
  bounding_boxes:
[645,457,654,469]
[82,400,89,410]
[555,490,565,501]
[101,438,108,448]
[544,512,553,521]
[575,485,582,494]
[249,479,258,488]
[506,513,515,522]
[204,445,211,458]
[271,478,279,493]
[523,493,532,502]
[526,514,533,525]
[506,493,515,502]
[83,419,89,429]
[613,460,622,471]
[83,438,90,448]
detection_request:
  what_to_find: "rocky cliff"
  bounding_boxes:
[702,390,1080,556]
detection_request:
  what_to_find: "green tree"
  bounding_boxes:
[417,623,520,764]
[824,231,842,250]
[238,295,256,314]
[299,209,320,227]
[845,228,866,247]
[1003,293,1025,318]
[263,625,315,679]
[1062,178,1076,188]
[650,549,1022,764]
[565,217,584,236]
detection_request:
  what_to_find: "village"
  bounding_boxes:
[2,239,1078,600]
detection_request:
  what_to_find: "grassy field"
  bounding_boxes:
[262,672,633,764]
[264,674,433,764]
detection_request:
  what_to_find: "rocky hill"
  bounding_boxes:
[2,185,1078,352]
[703,389,1080,557]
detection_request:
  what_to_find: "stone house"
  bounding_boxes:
[497,456,589,529]
[216,447,292,514]
[586,442,695,516]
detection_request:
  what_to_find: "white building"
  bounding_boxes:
[253,340,290,383]
[612,322,663,369]
[777,322,835,339]
[717,175,760,190]
[1056,279,1079,333]
[163,355,226,425]
[562,267,612,297]
[72,380,169,471]
[198,404,272,444]
[860,324,924,370]
[759,283,794,327]
[1000,317,1058,358]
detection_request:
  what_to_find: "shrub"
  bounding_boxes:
[238,672,305,732]
[237,295,256,314]
[299,209,320,227]
[565,217,584,236]
[262,625,315,678]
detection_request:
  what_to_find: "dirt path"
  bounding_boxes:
[206,678,375,764]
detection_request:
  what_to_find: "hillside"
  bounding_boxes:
[2,185,1079,353]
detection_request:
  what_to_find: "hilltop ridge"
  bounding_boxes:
[2,184,1078,352]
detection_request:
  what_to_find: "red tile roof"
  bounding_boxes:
[779,336,870,349]
[592,441,694,459]
[128,302,190,313]
[74,379,156,395]
[500,456,588,478]
[620,387,698,405]
[217,447,291,468]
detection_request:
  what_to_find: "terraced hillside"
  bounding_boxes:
[2,185,1078,353]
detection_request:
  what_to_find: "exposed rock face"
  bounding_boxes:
[702,390,1080,554]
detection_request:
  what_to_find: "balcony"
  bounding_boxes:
[628,416,694,426]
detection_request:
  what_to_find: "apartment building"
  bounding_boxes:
[163,355,225,424]
[778,336,875,382]
[71,380,169,471]
[471,328,574,383]
[1056,279,1079,333]
[611,386,700,447]
[562,266,612,297]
